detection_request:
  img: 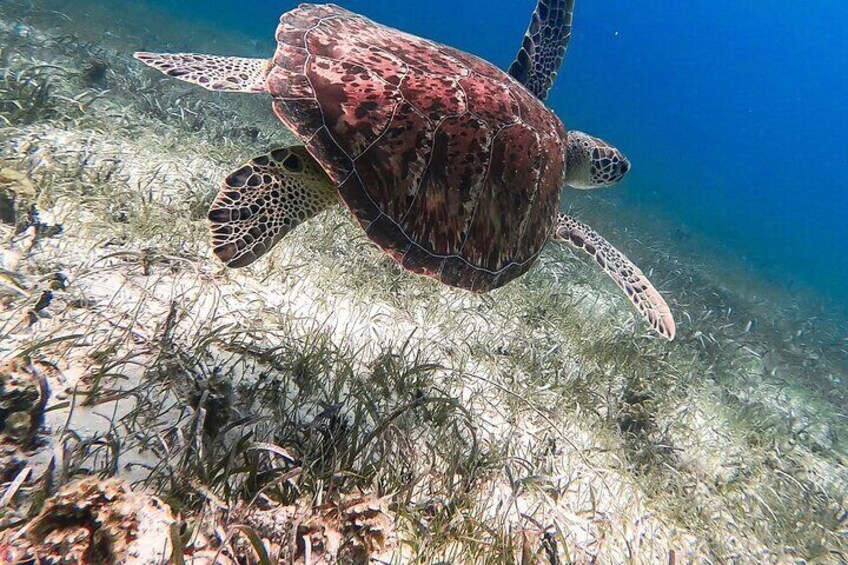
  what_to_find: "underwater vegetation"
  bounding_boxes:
[0,0,846,563]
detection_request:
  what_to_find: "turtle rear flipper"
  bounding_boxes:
[134,52,269,92]
[208,147,338,268]
[553,214,676,340]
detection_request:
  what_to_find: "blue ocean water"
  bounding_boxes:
[152,0,848,307]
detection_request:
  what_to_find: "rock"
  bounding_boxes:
[0,167,36,226]
[2,476,175,564]
[0,358,43,419]
[0,358,46,479]
[239,493,396,564]
[341,496,395,559]
[0,168,36,199]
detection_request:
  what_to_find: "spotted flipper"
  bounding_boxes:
[508,0,574,101]
[208,147,339,268]
[553,213,676,340]
[134,52,269,92]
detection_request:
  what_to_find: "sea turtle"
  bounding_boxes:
[134,1,675,340]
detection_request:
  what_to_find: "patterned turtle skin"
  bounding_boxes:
[267,4,567,292]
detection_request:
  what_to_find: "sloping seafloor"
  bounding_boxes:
[0,1,846,563]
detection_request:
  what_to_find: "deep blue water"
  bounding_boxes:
[150,0,848,307]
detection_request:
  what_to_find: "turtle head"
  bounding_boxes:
[563,131,631,189]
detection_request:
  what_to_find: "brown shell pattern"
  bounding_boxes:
[267,3,567,291]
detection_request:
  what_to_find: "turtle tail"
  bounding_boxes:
[134,52,270,93]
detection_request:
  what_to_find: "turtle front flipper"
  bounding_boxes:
[509,0,574,101]
[552,213,676,340]
[134,52,269,92]
[208,147,339,268]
